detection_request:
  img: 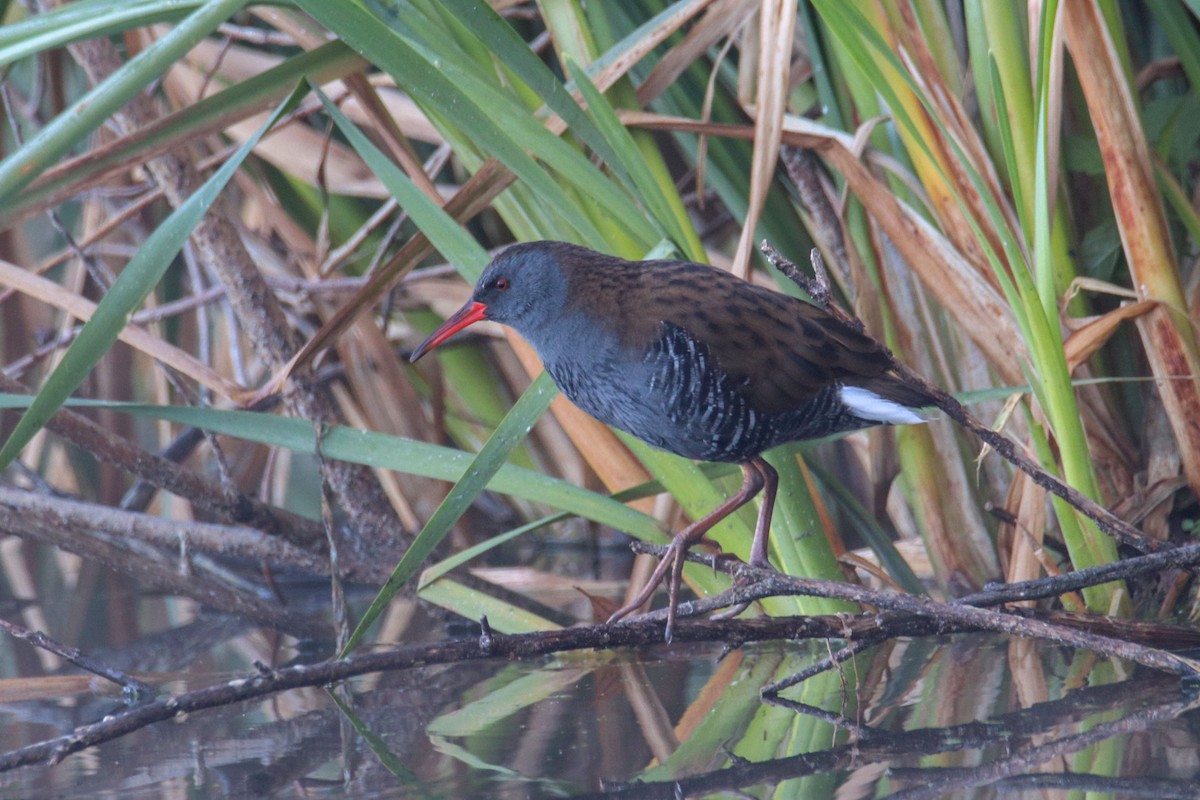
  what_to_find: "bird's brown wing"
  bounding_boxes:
[568,253,930,416]
[626,262,914,415]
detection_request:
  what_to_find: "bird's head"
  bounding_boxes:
[410,242,572,361]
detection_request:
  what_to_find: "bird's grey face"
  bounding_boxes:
[471,246,568,337]
[409,243,569,362]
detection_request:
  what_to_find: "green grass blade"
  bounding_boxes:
[0,0,198,67]
[2,41,365,230]
[0,394,664,539]
[565,59,696,256]
[0,0,249,204]
[0,83,304,469]
[314,85,490,279]
[294,0,613,250]
[339,373,559,655]
[433,0,630,191]
[766,449,858,614]
[418,578,563,634]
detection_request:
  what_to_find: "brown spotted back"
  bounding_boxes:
[557,248,921,416]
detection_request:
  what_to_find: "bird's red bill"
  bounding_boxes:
[410,301,488,361]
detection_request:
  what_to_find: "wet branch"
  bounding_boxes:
[0,372,323,549]
[4,586,1199,773]
[0,613,946,772]
[628,541,1200,678]
[0,488,324,633]
[957,539,1200,606]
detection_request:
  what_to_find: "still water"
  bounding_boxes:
[1,556,1198,798]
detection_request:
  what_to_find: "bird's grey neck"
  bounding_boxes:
[526,307,609,369]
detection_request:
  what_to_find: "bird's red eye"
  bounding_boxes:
[495,277,510,291]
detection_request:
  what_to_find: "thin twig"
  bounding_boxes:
[957,539,1200,607]
[761,637,879,695]
[0,616,155,697]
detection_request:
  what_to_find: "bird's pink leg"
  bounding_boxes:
[710,457,779,623]
[607,461,766,642]
[747,457,778,568]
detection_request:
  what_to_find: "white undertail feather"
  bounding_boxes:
[838,385,927,425]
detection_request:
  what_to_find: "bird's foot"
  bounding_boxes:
[710,600,753,621]
[606,534,697,643]
[709,555,777,622]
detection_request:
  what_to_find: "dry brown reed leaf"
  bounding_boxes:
[163,50,389,198]
[0,258,242,399]
[903,423,999,592]
[1006,472,1046,594]
[1062,300,1157,372]
[635,0,752,107]
[731,0,796,279]
[1063,0,1200,496]
[1062,275,1142,310]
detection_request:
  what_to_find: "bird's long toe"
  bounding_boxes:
[606,535,702,643]
[605,545,677,625]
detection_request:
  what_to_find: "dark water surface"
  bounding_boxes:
[1,566,1198,798]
